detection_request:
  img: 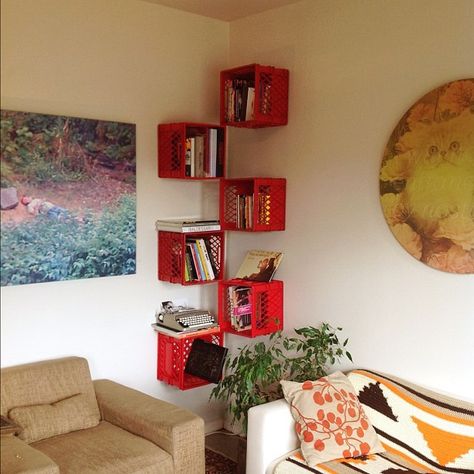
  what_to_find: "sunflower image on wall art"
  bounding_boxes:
[380,79,474,274]
[0,110,136,286]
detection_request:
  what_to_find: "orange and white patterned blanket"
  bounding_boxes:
[274,370,474,474]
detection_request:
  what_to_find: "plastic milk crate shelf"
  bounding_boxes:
[218,279,284,338]
[158,122,226,179]
[220,64,289,128]
[220,178,286,231]
[157,231,224,285]
[156,328,224,390]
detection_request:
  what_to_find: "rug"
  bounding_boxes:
[205,448,237,474]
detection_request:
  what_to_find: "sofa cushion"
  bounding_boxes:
[9,393,100,443]
[1,357,100,437]
[281,372,384,467]
[0,435,59,474]
[32,420,173,473]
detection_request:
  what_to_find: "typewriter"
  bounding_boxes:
[155,309,218,333]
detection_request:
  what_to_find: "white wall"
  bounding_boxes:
[0,0,228,429]
[2,0,473,436]
[225,0,474,399]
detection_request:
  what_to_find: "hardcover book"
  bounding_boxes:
[184,339,228,383]
[235,249,283,282]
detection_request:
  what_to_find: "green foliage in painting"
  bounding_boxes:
[0,195,136,286]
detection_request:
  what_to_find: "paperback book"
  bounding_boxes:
[235,249,283,282]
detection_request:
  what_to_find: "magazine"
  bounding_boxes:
[235,249,283,282]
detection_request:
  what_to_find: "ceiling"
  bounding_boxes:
[142,0,302,21]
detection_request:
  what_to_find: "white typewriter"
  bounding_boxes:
[155,309,218,333]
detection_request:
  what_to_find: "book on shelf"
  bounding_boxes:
[235,249,283,282]
[207,128,218,177]
[228,286,252,331]
[245,87,255,120]
[185,138,194,177]
[184,237,218,282]
[156,218,220,233]
[236,194,254,229]
[224,79,256,122]
[195,135,205,178]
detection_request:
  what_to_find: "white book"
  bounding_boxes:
[208,129,217,177]
[189,137,195,177]
[245,87,255,121]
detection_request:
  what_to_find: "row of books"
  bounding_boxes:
[235,193,271,229]
[228,286,252,331]
[185,129,221,178]
[185,238,218,282]
[224,79,255,122]
[236,194,254,229]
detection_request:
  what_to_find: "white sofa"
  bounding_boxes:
[246,369,474,474]
[246,398,297,474]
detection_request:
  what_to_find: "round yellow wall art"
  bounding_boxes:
[380,79,474,274]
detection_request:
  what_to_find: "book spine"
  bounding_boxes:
[203,239,218,277]
[190,137,196,177]
[187,242,202,281]
[197,238,215,280]
[185,138,192,176]
[192,241,209,280]
[185,245,198,281]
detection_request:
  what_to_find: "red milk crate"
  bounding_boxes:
[157,231,224,285]
[158,122,226,179]
[157,329,224,390]
[220,178,286,231]
[218,279,283,338]
[220,64,289,128]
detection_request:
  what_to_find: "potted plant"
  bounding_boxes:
[210,323,352,434]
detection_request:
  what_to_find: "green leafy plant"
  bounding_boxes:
[210,323,352,433]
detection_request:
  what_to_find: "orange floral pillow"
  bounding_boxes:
[281,371,384,466]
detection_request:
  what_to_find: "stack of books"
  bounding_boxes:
[156,219,220,233]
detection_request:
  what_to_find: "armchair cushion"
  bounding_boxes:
[0,435,59,474]
[9,393,100,443]
[93,379,205,474]
[31,421,173,474]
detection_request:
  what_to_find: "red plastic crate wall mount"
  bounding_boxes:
[157,331,224,390]
[220,64,289,128]
[158,122,226,179]
[218,279,283,338]
[158,231,224,285]
[220,178,286,231]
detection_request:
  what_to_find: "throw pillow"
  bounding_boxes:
[281,371,384,466]
[8,393,100,443]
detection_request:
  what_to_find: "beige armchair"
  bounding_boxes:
[1,357,204,473]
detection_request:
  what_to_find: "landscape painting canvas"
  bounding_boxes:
[0,110,136,286]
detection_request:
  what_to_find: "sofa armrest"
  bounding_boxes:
[93,379,204,474]
[246,398,299,474]
[0,435,59,474]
